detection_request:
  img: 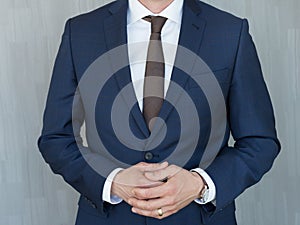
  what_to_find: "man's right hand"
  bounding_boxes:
[111,162,168,203]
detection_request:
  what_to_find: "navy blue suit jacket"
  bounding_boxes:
[38,0,280,224]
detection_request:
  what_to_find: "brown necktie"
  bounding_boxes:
[143,16,167,131]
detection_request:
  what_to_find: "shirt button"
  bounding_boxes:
[144,152,153,160]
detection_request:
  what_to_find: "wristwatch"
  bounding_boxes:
[199,183,209,203]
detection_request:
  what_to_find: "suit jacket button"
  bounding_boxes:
[144,152,153,160]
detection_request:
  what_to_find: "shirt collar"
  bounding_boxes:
[127,0,183,25]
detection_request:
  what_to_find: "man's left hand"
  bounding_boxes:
[128,164,204,219]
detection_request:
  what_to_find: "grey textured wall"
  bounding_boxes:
[0,0,298,225]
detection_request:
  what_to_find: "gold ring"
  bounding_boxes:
[157,208,163,217]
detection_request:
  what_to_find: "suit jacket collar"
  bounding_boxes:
[104,0,205,49]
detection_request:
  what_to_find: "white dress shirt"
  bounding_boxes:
[102,0,216,205]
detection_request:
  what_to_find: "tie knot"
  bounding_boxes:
[143,16,167,34]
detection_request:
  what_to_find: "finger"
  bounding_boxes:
[132,183,169,199]
[131,205,177,219]
[144,164,181,181]
[137,162,169,172]
[135,177,164,188]
[128,196,173,211]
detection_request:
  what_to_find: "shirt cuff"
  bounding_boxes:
[191,168,216,205]
[102,168,124,204]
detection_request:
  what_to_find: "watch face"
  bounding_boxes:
[203,189,209,202]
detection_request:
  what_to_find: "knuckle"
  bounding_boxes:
[138,190,145,197]
[169,164,177,170]
[144,204,151,210]
[143,190,150,198]
[169,198,176,205]
[140,190,148,198]
[135,201,142,208]
[136,190,147,198]
[136,162,146,167]
[128,199,135,206]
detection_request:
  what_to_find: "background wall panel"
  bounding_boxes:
[0,0,298,224]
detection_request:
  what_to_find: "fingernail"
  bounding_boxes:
[132,208,136,213]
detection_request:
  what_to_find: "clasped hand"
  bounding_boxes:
[111,162,204,219]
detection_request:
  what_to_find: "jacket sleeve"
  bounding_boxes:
[37,19,111,216]
[202,19,280,220]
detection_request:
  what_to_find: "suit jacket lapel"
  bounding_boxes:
[103,0,150,137]
[149,0,206,139]
[102,0,206,140]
